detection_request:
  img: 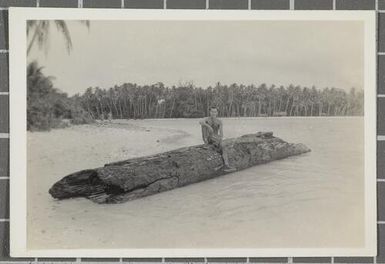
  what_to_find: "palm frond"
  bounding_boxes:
[26,20,39,36]
[54,20,73,54]
[36,21,50,54]
[28,20,90,55]
[27,61,45,78]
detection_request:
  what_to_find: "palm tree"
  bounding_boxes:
[285,84,295,115]
[83,87,95,119]
[257,84,268,116]
[27,60,58,102]
[27,61,46,89]
[309,86,318,116]
[27,20,90,55]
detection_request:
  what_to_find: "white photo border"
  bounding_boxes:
[9,7,377,257]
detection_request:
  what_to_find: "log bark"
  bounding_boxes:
[49,132,311,204]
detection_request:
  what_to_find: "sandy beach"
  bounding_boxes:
[27,117,364,249]
[27,119,201,249]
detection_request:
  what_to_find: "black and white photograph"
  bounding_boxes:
[9,8,376,257]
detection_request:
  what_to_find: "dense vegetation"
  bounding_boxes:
[27,61,92,131]
[27,62,364,131]
[78,82,364,120]
[27,20,91,131]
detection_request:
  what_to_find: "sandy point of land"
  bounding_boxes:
[28,119,196,174]
[27,119,200,249]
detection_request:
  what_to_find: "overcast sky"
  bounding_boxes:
[28,20,364,96]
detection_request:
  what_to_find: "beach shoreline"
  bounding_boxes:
[27,117,364,249]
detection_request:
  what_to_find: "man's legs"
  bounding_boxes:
[201,125,211,144]
[218,140,236,172]
[207,136,236,172]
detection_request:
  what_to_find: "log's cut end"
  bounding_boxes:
[49,132,311,204]
[49,169,104,200]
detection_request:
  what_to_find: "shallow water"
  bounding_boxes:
[27,117,364,249]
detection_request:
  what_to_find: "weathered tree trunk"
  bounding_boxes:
[49,132,311,204]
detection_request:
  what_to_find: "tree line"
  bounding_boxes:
[27,61,92,131]
[27,61,364,131]
[77,82,363,120]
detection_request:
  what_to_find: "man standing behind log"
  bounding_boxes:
[199,106,236,172]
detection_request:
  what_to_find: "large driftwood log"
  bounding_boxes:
[49,132,310,204]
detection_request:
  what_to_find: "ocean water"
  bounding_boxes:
[27,117,364,249]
